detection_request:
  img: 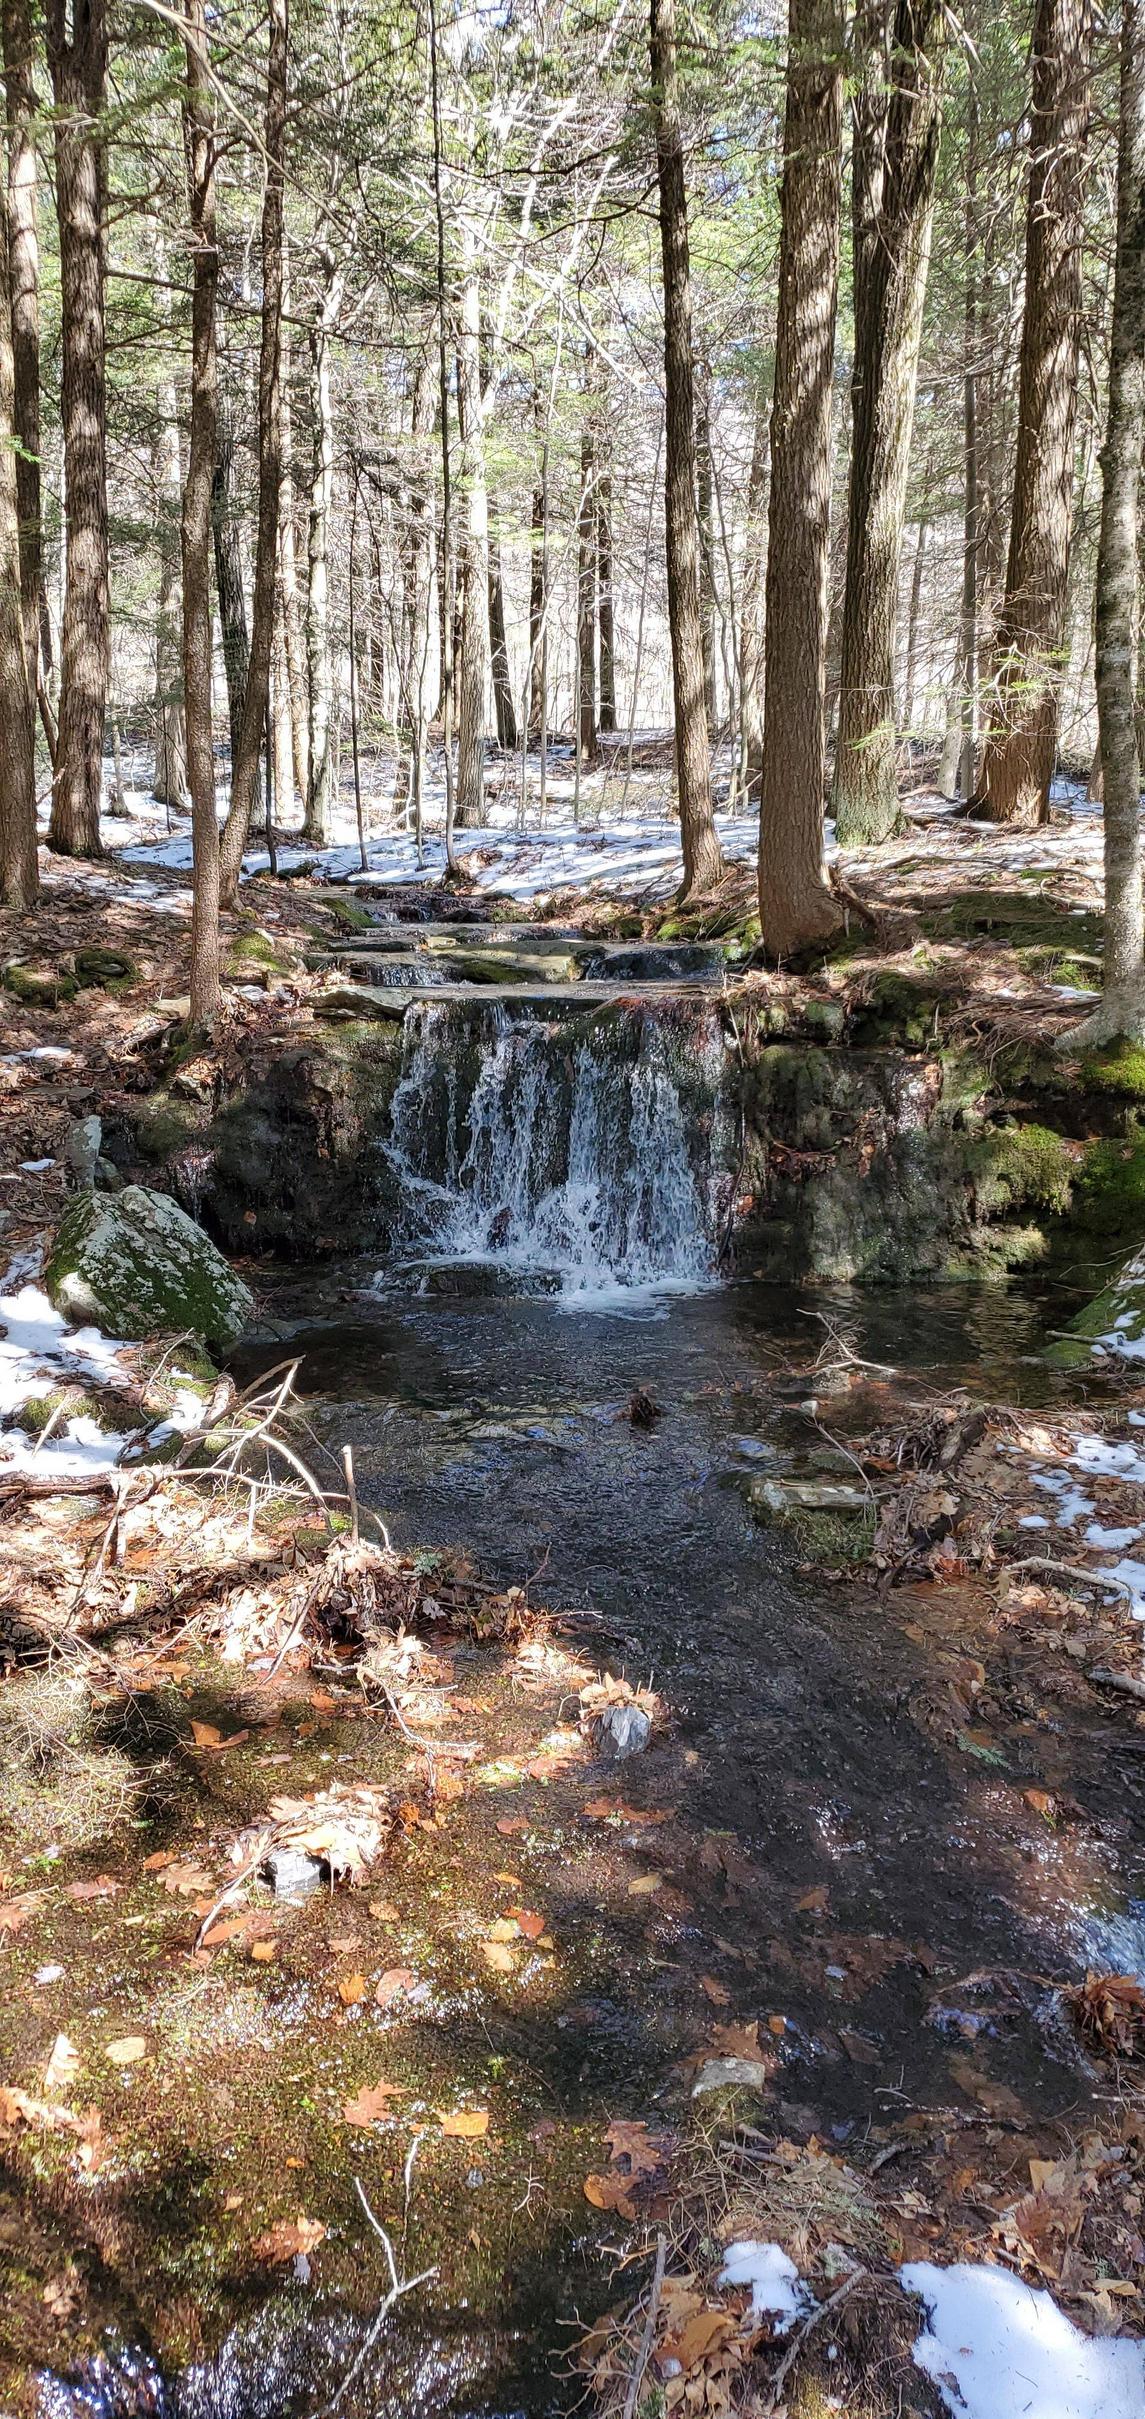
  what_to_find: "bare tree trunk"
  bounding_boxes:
[211,395,251,790]
[487,534,517,749]
[956,78,981,799]
[833,0,944,845]
[181,0,220,1028]
[597,455,617,734]
[528,391,546,740]
[697,382,718,731]
[46,0,107,857]
[152,384,187,808]
[903,515,927,730]
[1063,0,1145,1038]
[2,0,42,697]
[219,0,286,903]
[0,174,37,906]
[741,385,769,799]
[278,245,308,812]
[305,252,344,843]
[758,0,845,958]
[454,255,489,825]
[272,598,293,820]
[978,0,1092,825]
[650,0,723,896]
[577,395,598,765]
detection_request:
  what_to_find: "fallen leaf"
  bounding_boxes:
[583,2172,636,2217]
[515,1910,546,1941]
[487,1918,519,1943]
[627,1873,662,1896]
[336,1972,368,2007]
[0,1892,42,1934]
[64,1876,119,1902]
[440,2107,489,2138]
[368,1900,400,1922]
[712,2021,762,2061]
[158,1861,214,1897]
[105,2037,147,2067]
[700,1976,730,2007]
[374,1968,416,2008]
[796,1884,830,1914]
[666,2308,734,2371]
[495,1818,527,1837]
[250,1940,277,1964]
[342,2079,404,2126]
[839,2027,882,2067]
[44,2034,80,2094]
[252,2215,326,2263]
[481,1940,515,1973]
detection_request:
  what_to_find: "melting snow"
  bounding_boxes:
[901,2260,1145,2419]
[0,1284,133,1476]
[718,2242,811,2334]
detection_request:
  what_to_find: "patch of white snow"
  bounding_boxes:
[900,2259,1145,2419]
[718,2242,812,2335]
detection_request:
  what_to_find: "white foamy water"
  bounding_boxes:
[381,1001,728,1303]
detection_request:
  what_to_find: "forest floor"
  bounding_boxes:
[3,776,1145,2418]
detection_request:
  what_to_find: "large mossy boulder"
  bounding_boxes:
[1048,1243,1145,1368]
[45,1185,254,1347]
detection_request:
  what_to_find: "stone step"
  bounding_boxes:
[311,979,719,1023]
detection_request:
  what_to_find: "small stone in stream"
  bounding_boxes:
[692,2056,773,2097]
[627,1389,663,1430]
[598,1703,651,1760]
[263,1846,325,1901]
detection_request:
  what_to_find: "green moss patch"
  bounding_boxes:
[969,1123,1075,1218]
[4,963,77,1007]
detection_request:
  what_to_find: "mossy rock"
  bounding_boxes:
[1074,1137,1145,1238]
[133,1099,200,1162]
[1048,1243,1145,1367]
[1079,1041,1145,1106]
[74,944,138,988]
[850,968,944,1048]
[5,963,77,1007]
[323,894,377,933]
[45,1184,254,1347]
[968,1122,1074,1218]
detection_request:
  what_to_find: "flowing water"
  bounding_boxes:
[31,997,1145,2419]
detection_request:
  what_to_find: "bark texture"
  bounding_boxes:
[597,458,617,733]
[577,408,598,764]
[181,0,221,1027]
[47,0,108,857]
[454,259,489,825]
[978,0,1092,825]
[833,0,944,845]
[757,0,845,958]
[2,0,42,694]
[0,175,38,906]
[650,0,723,895]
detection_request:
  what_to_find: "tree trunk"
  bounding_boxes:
[696,383,718,731]
[1067,0,1145,1035]
[454,258,489,825]
[278,244,308,812]
[903,516,926,731]
[2,0,42,696]
[577,402,598,765]
[219,0,286,904]
[833,0,944,845]
[487,535,517,749]
[650,0,723,896]
[528,392,546,739]
[597,458,617,734]
[305,252,344,843]
[46,0,108,858]
[978,0,1092,825]
[757,0,845,958]
[0,178,37,907]
[956,78,981,799]
[181,0,220,1028]
[152,384,187,808]
[741,384,769,799]
[211,396,252,796]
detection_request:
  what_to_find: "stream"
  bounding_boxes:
[28,948,1145,2419]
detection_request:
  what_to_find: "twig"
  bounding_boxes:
[342,1445,359,1545]
[380,1680,438,1802]
[265,1577,320,1679]
[311,2179,437,2419]
[1004,1557,1135,1600]
[1087,1665,1145,1703]
[766,2265,864,2413]
[621,2235,666,2419]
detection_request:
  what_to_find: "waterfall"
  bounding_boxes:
[382,1000,728,1298]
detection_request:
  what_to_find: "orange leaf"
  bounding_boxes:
[583,2172,636,2217]
[375,1968,416,2009]
[250,1940,277,1964]
[252,2215,326,2263]
[440,2108,489,2137]
[0,1892,42,1934]
[700,1976,730,2006]
[627,1873,661,1896]
[342,2079,404,2126]
[515,1910,546,1941]
[496,1818,527,1837]
[65,1876,119,1902]
[487,1918,519,1943]
[336,1972,368,2007]
[480,1940,515,1973]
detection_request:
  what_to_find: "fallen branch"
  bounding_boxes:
[1002,1557,1135,1601]
[766,2264,865,2413]
[313,2179,437,2419]
[1087,1665,1145,1704]
[621,2235,667,2419]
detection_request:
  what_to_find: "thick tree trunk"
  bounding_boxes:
[152,387,187,808]
[741,386,769,799]
[211,399,250,777]
[597,459,617,734]
[0,184,38,907]
[833,0,944,845]
[956,80,981,799]
[278,246,308,812]
[181,0,220,1028]
[305,254,344,843]
[2,0,42,696]
[1067,0,1145,1037]
[577,404,598,765]
[487,535,517,749]
[757,0,845,958]
[219,0,286,904]
[696,384,718,732]
[454,259,489,825]
[527,393,547,740]
[46,0,108,858]
[978,0,1092,825]
[650,0,723,896]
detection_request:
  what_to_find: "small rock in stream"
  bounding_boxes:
[692,2055,773,2097]
[262,1846,325,1901]
[597,1703,651,1760]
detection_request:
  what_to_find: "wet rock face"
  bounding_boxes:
[45,1185,255,1347]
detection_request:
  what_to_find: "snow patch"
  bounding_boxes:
[718,2241,811,2335]
[901,2259,1145,2419]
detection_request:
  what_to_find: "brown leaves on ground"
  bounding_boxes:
[342,2078,405,2126]
[251,2215,326,2263]
[374,1966,416,2008]
[0,1890,42,1934]
[105,2037,148,2066]
[190,1720,250,1753]
[440,2107,489,2138]
[580,2265,754,2419]
[584,2116,675,2220]
[0,2083,105,2169]
[266,1783,392,1881]
[1066,1970,1145,2059]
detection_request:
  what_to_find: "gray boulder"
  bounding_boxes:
[45,1185,254,1347]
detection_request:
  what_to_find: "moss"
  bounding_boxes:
[323,894,377,933]
[1079,1041,1145,1104]
[850,969,943,1048]
[45,1185,254,1346]
[936,887,1103,956]
[802,997,846,1043]
[224,929,296,981]
[74,944,138,988]
[968,1122,1074,1217]
[0,1673,140,1853]
[785,1507,876,1565]
[1073,1136,1145,1237]
[4,963,77,1007]
[133,1099,200,1162]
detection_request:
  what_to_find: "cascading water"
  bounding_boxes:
[381,999,729,1298]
